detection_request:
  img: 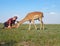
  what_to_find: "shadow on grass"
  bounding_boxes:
[0,40,17,46]
[0,27,4,30]
[37,28,47,30]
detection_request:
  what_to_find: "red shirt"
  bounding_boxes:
[6,18,16,26]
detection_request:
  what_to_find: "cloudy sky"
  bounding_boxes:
[0,0,60,24]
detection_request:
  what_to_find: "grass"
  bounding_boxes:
[0,24,60,46]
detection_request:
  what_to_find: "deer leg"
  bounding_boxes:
[32,20,37,30]
[28,20,31,30]
[39,18,44,30]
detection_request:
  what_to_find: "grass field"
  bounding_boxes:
[0,24,60,46]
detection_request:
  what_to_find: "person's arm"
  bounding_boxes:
[8,20,11,28]
[9,21,11,26]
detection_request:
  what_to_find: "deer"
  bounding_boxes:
[16,12,44,30]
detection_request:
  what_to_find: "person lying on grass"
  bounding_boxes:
[3,16,18,29]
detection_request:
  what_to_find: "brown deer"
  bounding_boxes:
[16,12,44,30]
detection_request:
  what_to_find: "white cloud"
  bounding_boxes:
[49,12,56,15]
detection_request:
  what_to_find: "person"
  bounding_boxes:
[3,16,18,29]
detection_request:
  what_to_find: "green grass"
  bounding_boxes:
[0,24,60,46]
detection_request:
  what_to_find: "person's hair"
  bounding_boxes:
[14,16,18,19]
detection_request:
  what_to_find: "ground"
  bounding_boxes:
[0,24,60,46]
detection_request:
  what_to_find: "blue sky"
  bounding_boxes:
[0,0,60,24]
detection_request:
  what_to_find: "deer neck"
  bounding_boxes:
[16,18,27,28]
[19,18,27,24]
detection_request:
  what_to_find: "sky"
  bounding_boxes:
[0,0,60,24]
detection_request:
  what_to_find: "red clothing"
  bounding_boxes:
[5,18,16,26]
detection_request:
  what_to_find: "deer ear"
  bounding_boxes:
[17,21,19,23]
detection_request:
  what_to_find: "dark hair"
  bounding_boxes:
[14,16,18,19]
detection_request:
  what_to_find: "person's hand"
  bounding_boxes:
[8,26,11,29]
